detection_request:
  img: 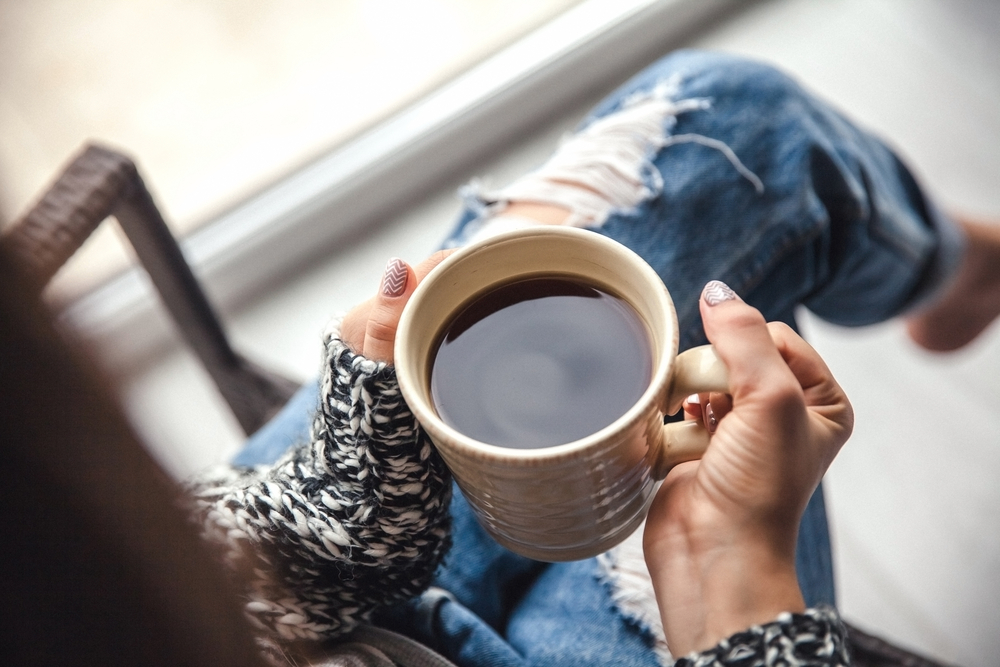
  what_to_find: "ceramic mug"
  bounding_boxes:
[394,226,729,562]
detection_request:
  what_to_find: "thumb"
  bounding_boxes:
[698,280,791,402]
[363,257,416,363]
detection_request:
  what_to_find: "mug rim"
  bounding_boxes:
[394,226,680,462]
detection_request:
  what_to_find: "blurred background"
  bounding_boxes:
[3,0,998,664]
[0,0,581,300]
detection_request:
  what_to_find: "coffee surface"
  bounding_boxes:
[430,276,652,449]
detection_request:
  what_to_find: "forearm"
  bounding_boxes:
[188,322,452,642]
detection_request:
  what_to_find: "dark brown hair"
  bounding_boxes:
[0,248,267,666]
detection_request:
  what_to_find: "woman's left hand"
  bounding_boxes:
[341,250,454,363]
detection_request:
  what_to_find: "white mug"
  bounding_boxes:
[395,227,728,561]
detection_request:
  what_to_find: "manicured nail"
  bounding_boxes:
[381,258,407,297]
[705,402,718,433]
[702,280,737,306]
[685,394,700,407]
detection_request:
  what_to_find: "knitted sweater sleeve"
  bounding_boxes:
[674,606,851,666]
[187,322,452,643]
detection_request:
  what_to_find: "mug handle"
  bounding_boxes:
[651,344,730,480]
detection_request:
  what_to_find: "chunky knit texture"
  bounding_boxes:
[674,606,850,667]
[188,324,452,644]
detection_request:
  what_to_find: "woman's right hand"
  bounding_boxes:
[340,249,455,363]
[643,281,854,656]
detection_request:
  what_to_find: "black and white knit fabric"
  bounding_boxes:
[674,606,850,667]
[188,322,452,644]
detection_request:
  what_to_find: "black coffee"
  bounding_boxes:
[430,276,652,449]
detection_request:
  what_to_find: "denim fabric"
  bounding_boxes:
[450,50,962,346]
[376,490,663,667]
[232,381,318,467]
[234,49,963,666]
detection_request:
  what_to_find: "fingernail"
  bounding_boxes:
[702,280,737,306]
[381,258,407,297]
[705,402,718,433]
[685,394,700,407]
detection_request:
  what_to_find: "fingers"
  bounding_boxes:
[704,392,732,432]
[698,281,796,407]
[683,392,731,433]
[341,298,375,354]
[698,281,853,450]
[363,250,456,362]
[766,323,845,404]
[767,321,854,449]
[341,249,457,362]
[683,394,702,421]
[413,249,455,281]
[362,258,417,363]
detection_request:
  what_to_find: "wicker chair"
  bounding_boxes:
[1,143,299,436]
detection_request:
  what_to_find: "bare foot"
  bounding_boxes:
[906,216,1000,351]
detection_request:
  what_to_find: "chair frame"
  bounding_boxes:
[1,143,298,435]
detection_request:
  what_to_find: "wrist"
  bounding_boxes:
[648,534,804,655]
[696,545,805,650]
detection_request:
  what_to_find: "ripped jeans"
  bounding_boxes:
[239,50,963,666]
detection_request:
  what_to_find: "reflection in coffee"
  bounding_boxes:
[430,276,652,449]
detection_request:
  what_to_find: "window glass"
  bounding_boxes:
[0,0,582,299]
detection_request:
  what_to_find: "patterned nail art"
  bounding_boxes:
[705,402,718,433]
[381,258,407,297]
[702,280,737,306]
